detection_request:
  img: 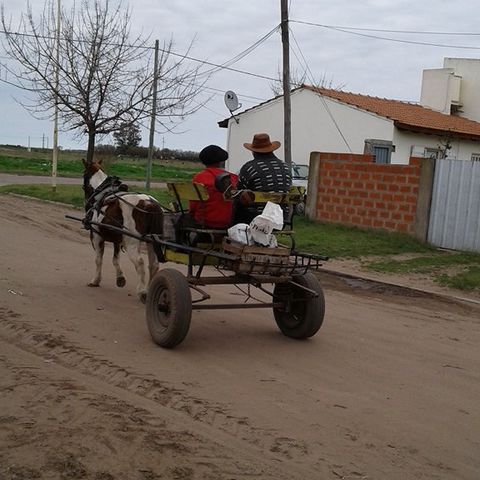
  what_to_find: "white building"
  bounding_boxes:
[421,57,480,122]
[220,74,480,173]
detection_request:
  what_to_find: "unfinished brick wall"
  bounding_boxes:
[313,153,423,234]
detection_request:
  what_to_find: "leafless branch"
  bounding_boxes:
[1,0,205,160]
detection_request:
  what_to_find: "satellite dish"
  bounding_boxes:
[224,90,240,112]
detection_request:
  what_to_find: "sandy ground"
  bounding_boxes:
[1,194,480,480]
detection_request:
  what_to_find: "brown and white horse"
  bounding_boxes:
[82,158,163,302]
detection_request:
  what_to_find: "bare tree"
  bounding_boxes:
[270,67,345,96]
[1,0,204,161]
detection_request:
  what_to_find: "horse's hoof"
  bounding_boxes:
[87,282,100,287]
[139,292,147,304]
[116,276,126,288]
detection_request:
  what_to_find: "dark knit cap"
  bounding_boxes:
[199,145,228,166]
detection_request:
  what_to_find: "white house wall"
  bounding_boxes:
[420,68,458,114]
[444,58,480,122]
[393,129,480,161]
[225,89,394,173]
[224,88,480,172]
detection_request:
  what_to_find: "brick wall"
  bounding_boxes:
[313,153,424,234]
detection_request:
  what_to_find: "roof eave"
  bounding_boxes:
[394,121,480,142]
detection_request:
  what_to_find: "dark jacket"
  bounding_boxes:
[234,152,292,224]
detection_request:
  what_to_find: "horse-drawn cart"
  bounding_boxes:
[68,175,328,348]
[145,182,328,348]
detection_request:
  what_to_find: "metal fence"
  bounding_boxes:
[428,159,480,252]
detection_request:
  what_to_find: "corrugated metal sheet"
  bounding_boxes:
[428,159,480,252]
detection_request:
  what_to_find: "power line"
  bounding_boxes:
[197,25,280,78]
[291,20,480,36]
[200,84,266,103]
[291,21,480,50]
[0,28,279,81]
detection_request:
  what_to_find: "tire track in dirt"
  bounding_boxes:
[0,307,328,478]
[0,348,271,480]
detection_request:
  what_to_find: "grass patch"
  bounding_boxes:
[2,185,433,258]
[367,252,480,274]
[367,252,480,291]
[290,217,433,258]
[0,184,172,209]
[4,184,479,292]
[437,266,480,291]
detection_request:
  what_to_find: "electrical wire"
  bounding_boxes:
[291,21,480,50]
[196,24,280,78]
[0,28,279,81]
[291,20,480,36]
[289,26,352,152]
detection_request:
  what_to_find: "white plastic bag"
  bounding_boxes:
[259,201,284,230]
[249,202,283,247]
[227,223,252,245]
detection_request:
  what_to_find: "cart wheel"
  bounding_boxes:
[273,272,325,339]
[146,268,192,348]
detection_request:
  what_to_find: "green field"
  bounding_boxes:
[0,145,200,181]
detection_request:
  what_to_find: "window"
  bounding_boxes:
[364,139,395,164]
[373,146,390,164]
[471,153,480,162]
[425,148,443,159]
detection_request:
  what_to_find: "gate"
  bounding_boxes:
[428,159,480,252]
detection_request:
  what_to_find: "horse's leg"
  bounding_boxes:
[146,243,159,284]
[124,239,147,302]
[88,236,104,287]
[113,242,126,288]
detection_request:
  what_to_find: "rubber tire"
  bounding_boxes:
[273,272,325,339]
[146,268,192,348]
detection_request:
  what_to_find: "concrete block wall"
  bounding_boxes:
[307,152,433,237]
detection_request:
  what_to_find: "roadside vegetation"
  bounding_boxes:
[1,180,479,292]
[0,184,172,210]
[367,252,480,291]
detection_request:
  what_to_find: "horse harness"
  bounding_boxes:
[83,175,130,230]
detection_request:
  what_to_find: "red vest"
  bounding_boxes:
[189,167,238,228]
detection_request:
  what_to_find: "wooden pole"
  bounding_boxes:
[281,0,292,168]
[52,0,60,192]
[146,39,159,191]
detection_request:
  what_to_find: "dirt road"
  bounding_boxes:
[1,194,479,480]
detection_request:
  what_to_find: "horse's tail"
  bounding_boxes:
[144,202,164,236]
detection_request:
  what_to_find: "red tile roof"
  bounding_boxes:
[302,85,480,140]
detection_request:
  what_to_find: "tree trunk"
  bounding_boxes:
[86,131,96,162]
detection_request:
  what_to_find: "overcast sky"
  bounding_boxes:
[1,0,480,152]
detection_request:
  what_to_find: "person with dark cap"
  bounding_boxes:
[233,133,292,224]
[189,145,238,229]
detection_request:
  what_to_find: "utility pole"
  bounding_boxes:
[281,0,292,168]
[52,0,61,192]
[146,39,159,191]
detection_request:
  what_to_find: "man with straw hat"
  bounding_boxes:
[233,133,292,224]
